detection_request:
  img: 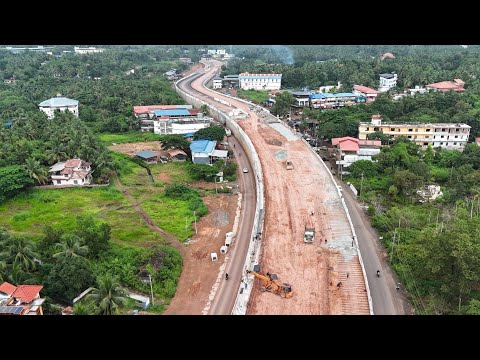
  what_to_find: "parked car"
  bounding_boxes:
[243,167,248,173]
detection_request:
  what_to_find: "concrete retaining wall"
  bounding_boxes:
[175,72,265,315]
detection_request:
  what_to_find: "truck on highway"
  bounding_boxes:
[285,160,294,170]
[304,226,315,243]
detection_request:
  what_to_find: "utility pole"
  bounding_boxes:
[148,274,154,306]
[194,210,197,234]
[360,172,365,198]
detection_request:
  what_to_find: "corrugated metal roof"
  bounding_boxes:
[136,150,159,159]
[190,140,216,154]
[39,97,79,107]
[353,85,379,94]
[153,109,191,116]
[212,149,228,158]
[48,162,66,172]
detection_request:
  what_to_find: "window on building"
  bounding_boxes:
[366,127,369,131]
[426,129,431,132]
[374,127,379,131]
[441,135,444,138]
[390,128,395,131]
[408,129,413,132]
[442,128,446,132]
[415,128,418,132]
[74,180,78,185]
[408,135,412,138]
[454,142,457,145]
[397,129,400,132]
[56,180,61,184]
[425,136,429,138]
[455,135,458,138]
[424,142,428,146]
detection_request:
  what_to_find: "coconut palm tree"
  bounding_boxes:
[73,301,96,315]
[46,141,67,164]
[24,158,48,185]
[52,235,89,260]
[86,275,128,315]
[0,236,40,272]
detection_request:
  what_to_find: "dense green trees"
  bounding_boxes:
[159,134,190,152]
[271,92,295,116]
[44,257,95,304]
[0,166,32,202]
[193,125,226,142]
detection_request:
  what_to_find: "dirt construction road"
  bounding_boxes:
[181,60,370,314]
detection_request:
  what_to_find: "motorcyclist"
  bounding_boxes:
[376,270,380,277]
[225,273,229,280]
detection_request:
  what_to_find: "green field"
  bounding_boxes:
[99,131,163,145]
[237,89,269,104]
[150,162,195,184]
[0,187,166,245]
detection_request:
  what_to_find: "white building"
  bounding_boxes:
[213,76,223,89]
[319,82,342,93]
[432,123,471,150]
[238,73,282,91]
[152,109,212,135]
[49,159,93,186]
[378,73,397,92]
[38,95,79,119]
[409,86,427,96]
[74,46,105,54]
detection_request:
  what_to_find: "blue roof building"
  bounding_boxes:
[153,109,191,117]
[190,140,217,165]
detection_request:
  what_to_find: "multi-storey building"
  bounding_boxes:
[309,93,356,109]
[152,109,212,135]
[378,73,397,92]
[133,105,193,132]
[332,137,382,173]
[238,73,282,91]
[352,85,379,103]
[358,115,471,150]
[38,95,79,119]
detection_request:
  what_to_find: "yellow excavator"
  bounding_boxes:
[246,270,293,299]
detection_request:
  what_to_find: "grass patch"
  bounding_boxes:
[150,162,195,183]
[237,89,269,104]
[112,151,152,186]
[99,131,163,145]
[0,186,165,245]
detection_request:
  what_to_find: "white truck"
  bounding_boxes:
[304,227,315,243]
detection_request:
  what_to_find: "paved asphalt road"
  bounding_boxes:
[178,70,257,315]
[338,181,410,315]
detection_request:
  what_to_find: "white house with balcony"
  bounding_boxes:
[239,73,282,90]
[48,159,93,186]
[38,95,79,119]
[378,73,397,92]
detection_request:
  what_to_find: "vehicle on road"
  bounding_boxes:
[246,269,293,299]
[243,167,248,173]
[285,160,294,170]
[304,226,315,243]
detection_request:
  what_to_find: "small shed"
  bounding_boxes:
[167,149,188,162]
[136,150,160,164]
[128,293,150,309]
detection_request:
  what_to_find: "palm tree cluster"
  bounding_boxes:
[0,113,114,185]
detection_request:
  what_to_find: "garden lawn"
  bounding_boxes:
[0,186,165,245]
